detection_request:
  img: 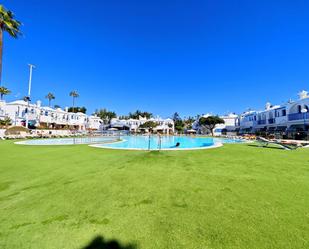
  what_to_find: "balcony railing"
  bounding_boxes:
[288,113,309,121]
[268,118,275,124]
[257,120,266,125]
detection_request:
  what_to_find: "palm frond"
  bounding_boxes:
[0,4,22,38]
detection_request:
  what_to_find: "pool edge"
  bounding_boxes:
[89,142,223,151]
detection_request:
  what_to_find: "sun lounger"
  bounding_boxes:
[255,137,301,150]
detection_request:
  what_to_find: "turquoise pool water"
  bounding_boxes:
[16,136,118,145]
[93,136,244,150]
[16,135,244,149]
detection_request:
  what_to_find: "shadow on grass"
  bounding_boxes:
[247,144,283,150]
[82,236,137,249]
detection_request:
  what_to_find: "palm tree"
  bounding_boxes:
[45,92,55,107]
[69,90,79,113]
[0,86,10,100]
[0,5,21,86]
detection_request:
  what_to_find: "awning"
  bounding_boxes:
[111,124,129,128]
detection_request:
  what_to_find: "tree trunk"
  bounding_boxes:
[0,29,3,86]
[72,97,75,112]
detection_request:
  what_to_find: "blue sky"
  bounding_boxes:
[2,0,309,117]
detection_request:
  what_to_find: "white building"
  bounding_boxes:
[86,115,103,130]
[192,113,238,135]
[0,99,103,130]
[110,116,175,134]
[238,90,309,138]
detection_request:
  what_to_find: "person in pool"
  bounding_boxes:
[172,142,180,148]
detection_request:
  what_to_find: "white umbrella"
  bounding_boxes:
[108,128,118,131]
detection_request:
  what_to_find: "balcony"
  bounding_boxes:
[268,118,275,124]
[257,120,266,125]
[288,113,309,121]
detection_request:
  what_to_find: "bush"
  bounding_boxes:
[0,117,12,127]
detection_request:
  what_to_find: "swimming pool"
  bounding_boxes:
[16,135,245,150]
[91,136,245,150]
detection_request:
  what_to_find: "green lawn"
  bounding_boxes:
[0,141,309,249]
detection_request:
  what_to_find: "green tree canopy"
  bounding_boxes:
[95,108,117,124]
[129,110,153,119]
[174,120,185,133]
[0,86,10,100]
[199,116,225,136]
[139,121,157,131]
[68,106,86,114]
[69,90,79,112]
[0,5,22,85]
[45,92,55,107]
[0,116,11,126]
[183,116,195,130]
[172,112,185,133]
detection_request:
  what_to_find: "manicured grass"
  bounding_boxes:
[0,141,309,249]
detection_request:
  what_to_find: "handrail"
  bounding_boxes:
[158,135,162,150]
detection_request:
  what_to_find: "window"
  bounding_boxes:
[282,110,286,116]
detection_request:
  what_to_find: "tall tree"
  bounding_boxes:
[0,5,21,85]
[183,116,195,129]
[199,116,225,136]
[45,92,55,107]
[0,86,10,100]
[172,112,184,133]
[172,112,181,122]
[95,108,117,124]
[128,110,153,119]
[69,90,79,113]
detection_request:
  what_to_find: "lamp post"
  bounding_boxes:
[301,108,308,139]
[25,64,35,129]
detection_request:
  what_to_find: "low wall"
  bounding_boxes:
[0,129,5,137]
